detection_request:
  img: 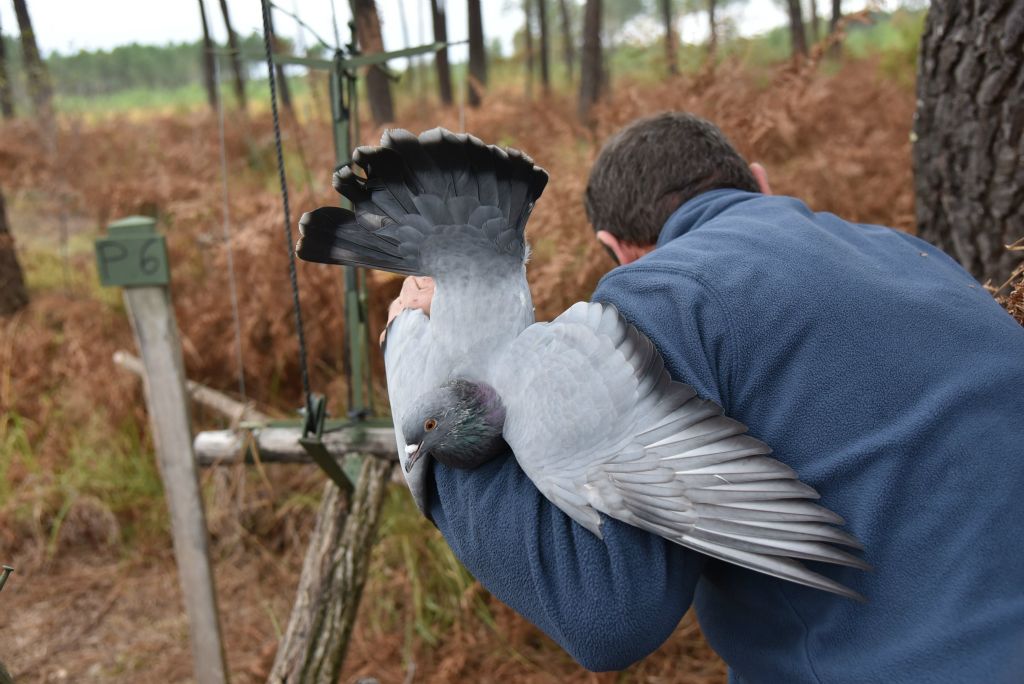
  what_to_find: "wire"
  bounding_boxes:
[329,0,342,52]
[268,0,336,52]
[213,53,248,403]
[261,0,313,410]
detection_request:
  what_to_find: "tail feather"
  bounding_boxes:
[296,127,548,276]
[297,207,426,275]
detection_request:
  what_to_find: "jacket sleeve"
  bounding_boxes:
[430,457,702,671]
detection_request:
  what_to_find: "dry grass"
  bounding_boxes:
[0,57,923,682]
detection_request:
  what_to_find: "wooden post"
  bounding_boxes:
[268,457,393,684]
[96,217,228,684]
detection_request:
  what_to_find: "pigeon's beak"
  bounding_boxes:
[404,443,424,473]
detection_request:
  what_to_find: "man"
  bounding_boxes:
[384,113,1024,682]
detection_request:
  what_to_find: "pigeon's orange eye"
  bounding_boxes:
[424,418,438,431]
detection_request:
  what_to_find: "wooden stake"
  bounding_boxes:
[194,425,397,466]
[124,285,228,684]
[267,457,393,683]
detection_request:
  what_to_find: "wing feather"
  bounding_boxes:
[383,309,439,514]
[494,301,867,600]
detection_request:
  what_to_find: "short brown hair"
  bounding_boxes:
[584,112,758,245]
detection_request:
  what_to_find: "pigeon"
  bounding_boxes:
[296,128,868,601]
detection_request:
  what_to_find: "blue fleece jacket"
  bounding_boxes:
[428,189,1024,682]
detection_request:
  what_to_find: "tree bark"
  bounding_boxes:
[537,0,550,92]
[467,0,487,106]
[661,0,677,74]
[707,0,717,56]
[12,0,51,121]
[557,0,575,81]
[397,0,417,92]
[218,0,247,111]
[829,0,841,34]
[0,10,14,119]
[577,0,602,120]
[351,0,395,124]
[524,0,535,98]
[826,0,841,57]
[786,0,808,58]
[808,0,820,44]
[267,457,393,684]
[430,0,453,105]
[197,0,217,111]
[0,186,29,316]
[267,6,293,113]
[912,0,1024,286]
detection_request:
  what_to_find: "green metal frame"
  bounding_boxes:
[266,26,447,488]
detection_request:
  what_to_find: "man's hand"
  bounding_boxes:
[381,276,435,346]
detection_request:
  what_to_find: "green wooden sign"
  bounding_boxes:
[95,216,170,287]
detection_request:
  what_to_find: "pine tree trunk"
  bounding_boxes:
[267,7,293,113]
[397,1,416,92]
[352,0,395,124]
[467,0,487,107]
[786,0,808,57]
[537,0,550,92]
[524,0,535,98]
[197,0,217,111]
[0,187,28,316]
[808,0,820,44]
[430,0,453,105]
[577,0,602,120]
[12,0,51,121]
[661,0,677,75]
[267,458,393,684]
[0,10,14,119]
[912,0,1024,286]
[218,0,247,111]
[827,0,841,57]
[707,0,717,56]
[557,0,575,82]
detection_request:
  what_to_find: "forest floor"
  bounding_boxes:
[1,57,927,682]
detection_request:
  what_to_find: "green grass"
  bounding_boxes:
[55,76,315,117]
[21,246,123,309]
[0,409,166,551]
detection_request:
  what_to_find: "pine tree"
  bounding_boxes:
[913,0,1024,285]
[218,0,247,111]
[0,186,28,315]
[12,0,51,120]
[351,0,395,123]
[577,0,602,120]
[430,0,453,105]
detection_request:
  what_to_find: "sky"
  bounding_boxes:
[1,0,890,64]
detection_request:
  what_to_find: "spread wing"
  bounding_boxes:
[491,302,868,600]
[383,308,440,514]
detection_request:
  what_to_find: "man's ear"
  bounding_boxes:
[596,231,653,266]
[750,162,773,195]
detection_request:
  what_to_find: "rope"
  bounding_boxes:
[261,0,313,409]
[213,53,248,403]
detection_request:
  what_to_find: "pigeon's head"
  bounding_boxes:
[402,379,508,473]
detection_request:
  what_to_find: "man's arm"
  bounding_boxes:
[429,455,701,671]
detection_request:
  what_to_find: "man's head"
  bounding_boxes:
[585,112,765,265]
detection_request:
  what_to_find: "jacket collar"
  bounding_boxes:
[657,188,761,247]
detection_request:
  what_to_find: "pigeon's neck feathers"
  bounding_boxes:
[435,380,509,470]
